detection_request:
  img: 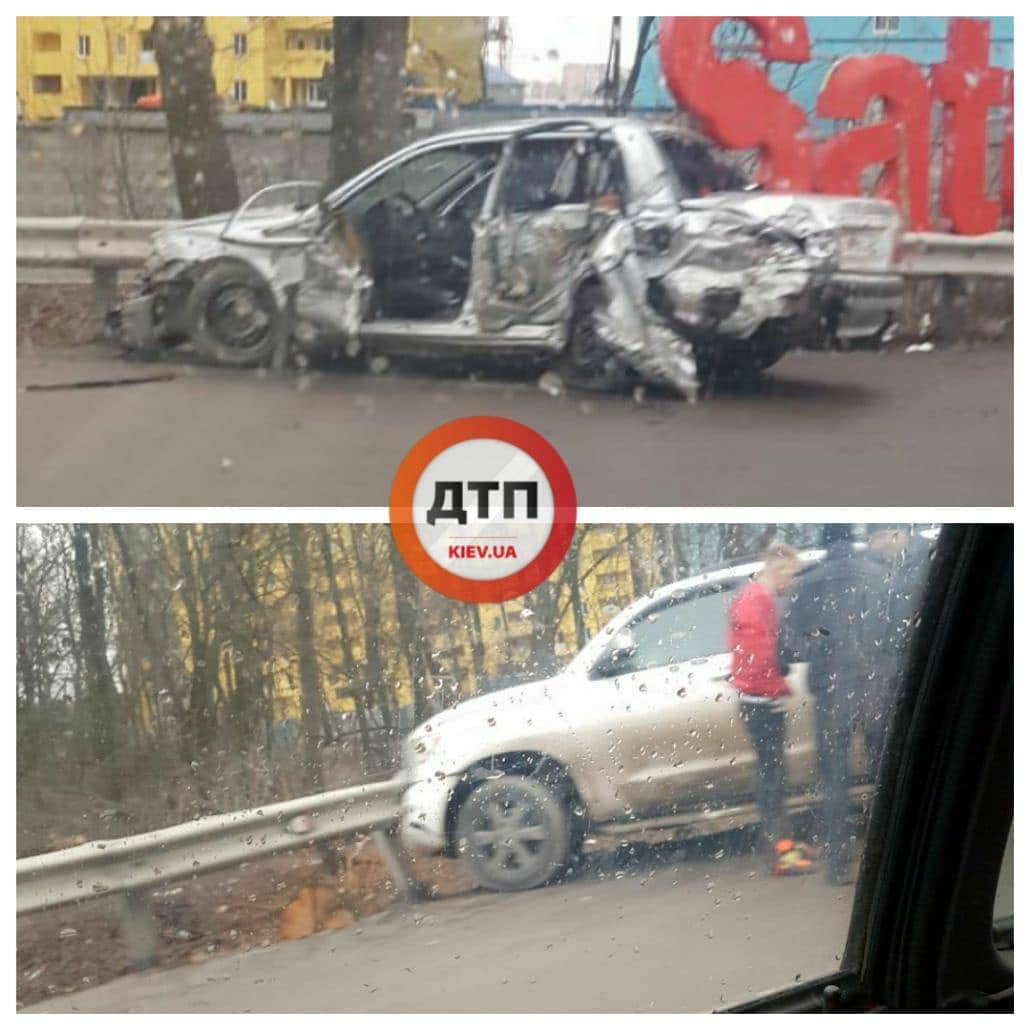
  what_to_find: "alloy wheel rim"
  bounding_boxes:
[468,790,549,875]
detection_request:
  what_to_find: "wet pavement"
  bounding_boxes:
[26,844,856,1013]
[17,345,1012,507]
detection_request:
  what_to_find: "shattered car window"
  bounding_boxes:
[342,144,491,220]
[655,133,751,198]
[503,139,594,212]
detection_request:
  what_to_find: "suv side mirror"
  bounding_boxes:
[592,630,636,679]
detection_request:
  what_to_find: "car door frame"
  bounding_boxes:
[470,120,623,335]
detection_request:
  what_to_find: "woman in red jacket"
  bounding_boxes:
[728,542,811,875]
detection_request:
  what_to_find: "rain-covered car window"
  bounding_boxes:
[17,523,947,1012]
[594,584,739,677]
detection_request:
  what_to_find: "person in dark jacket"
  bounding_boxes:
[860,527,933,775]
[781,525,873,885]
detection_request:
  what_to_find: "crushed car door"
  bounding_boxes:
[471,134,619,332]
[294,142,500,340]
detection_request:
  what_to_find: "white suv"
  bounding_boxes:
[401,552,841,892]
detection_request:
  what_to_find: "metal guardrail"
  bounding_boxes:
[17,777,411,964]
[897,231,1014,277]
[16,217,174,269]
[14,218,1016,277]
[16,217,175,338]
[14,217,1014,338]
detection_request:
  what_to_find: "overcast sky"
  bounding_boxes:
[505,15,641,82]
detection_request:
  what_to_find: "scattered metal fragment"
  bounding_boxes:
[24,372,176,391]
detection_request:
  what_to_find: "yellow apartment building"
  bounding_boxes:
[16,16,486,122]
[137,523,648,730]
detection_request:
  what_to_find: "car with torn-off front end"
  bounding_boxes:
[109,117,904,399]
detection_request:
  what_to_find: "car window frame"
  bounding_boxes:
[337,140,501,223]
[588,579,743,680]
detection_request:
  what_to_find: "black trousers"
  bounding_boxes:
[739,698,788,848]
[813,688,856,881]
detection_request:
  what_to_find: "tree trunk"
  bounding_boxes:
[71,525,120,764]
[627,524,652,596]
[352,527,391,732]
[111,525,175,742]
[152,16,240,218]
[388,542,427,724]
[317,525,372,761]
[327,17,410,191]
[287,526,325,791]
[171,526,216,761]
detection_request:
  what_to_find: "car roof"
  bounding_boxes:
[567,549,825,674]
[401,114,682,149]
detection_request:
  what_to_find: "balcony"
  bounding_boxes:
[30,52,64,76]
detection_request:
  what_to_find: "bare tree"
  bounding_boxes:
[70,525,121,764]
[287,526,326,790]
[327,17,410,191]
[152,16,240,217]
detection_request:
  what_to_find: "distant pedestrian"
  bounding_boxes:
[728,542,811,875]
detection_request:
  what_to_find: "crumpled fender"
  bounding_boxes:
[638,206,819,339]
[590,219,699,401]
[293,215,374,349]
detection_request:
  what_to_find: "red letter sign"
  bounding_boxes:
[931,19,1005,234]
[1001,69,1014,226]
[658,16,814,191]
[814,55,932,230]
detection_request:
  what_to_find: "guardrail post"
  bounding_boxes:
[371,828,421,903]
[88,267,118,341]
[117,888,160,970]
[940,274,966,348]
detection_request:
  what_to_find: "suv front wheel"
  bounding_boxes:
[455,774,572,892]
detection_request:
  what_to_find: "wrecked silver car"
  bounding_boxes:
[109,117,904,398]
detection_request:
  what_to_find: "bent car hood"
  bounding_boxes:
[152,204,314,260]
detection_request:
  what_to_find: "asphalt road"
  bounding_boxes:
[27,847,856,1013]
[17,345,1011,506]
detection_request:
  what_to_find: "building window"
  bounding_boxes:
[34,32,61,53]
[315,32,333,51]
[286,32,305,50]
[33,75,62,94]
[139,31,154,61]
[115,34,127,57]
[304,79,326,106]
[77,35,91,58]
[873,16,901,36]
[233,33,247,56]
[232,80,248,103]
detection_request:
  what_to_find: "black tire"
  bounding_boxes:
[186,261,284,368]
[554,283,631,393]
[455,774,572,892]
[695,339,789,382]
